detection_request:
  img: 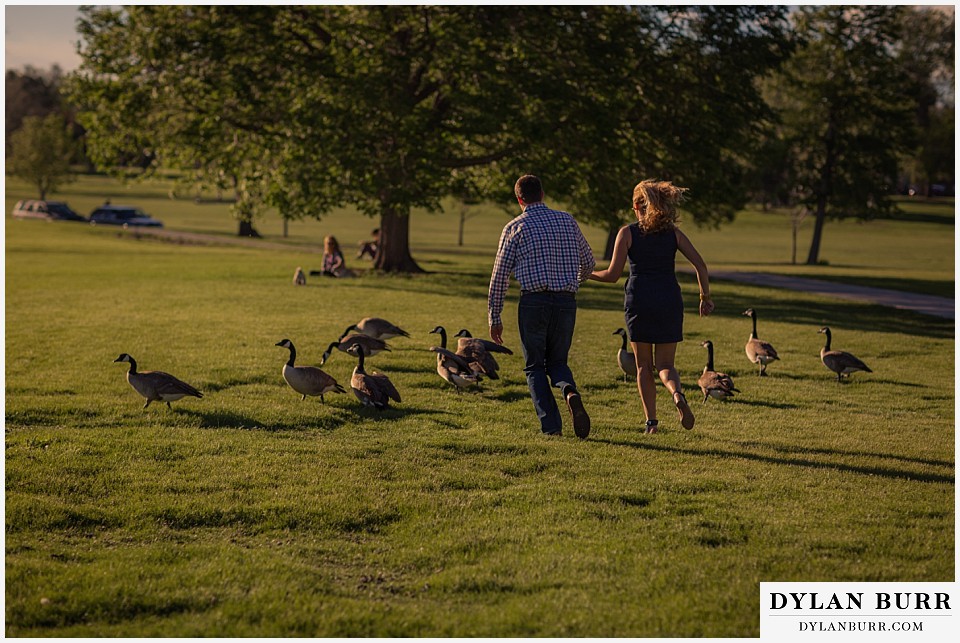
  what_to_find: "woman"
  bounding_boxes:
[322,236,354,278]
[589,179,714,433]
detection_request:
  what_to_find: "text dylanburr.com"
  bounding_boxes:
[760,582,955,641]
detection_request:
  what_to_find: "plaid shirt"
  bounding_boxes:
[488,202,596,327]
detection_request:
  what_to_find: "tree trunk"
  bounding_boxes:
[238,220,261,238]
[805,198,827,265]
[373,206,424,273]
[807,116,837,266]
[791,222,797,265]
[458,204,466,247]
[603,226,618,261]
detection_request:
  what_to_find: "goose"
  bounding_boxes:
[428,325,451,350]
[697,340,740,403]
[341,317,409,341]
[453,328,514,355]
[347,344,401,409]
[742,308,780,376]
[431,325,483,390]
[452,328,511,380]
[275,339,345,403]
[320,334,390,365]
[113,353,203,409]
[818,327,872,382]
[612,328,637,381]
[430,346,481,394]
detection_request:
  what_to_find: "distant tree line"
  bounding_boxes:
[5,5,954,267]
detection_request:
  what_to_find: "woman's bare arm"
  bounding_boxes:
[676,229,714,316]
[589,226,631,283]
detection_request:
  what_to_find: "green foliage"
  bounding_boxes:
[65,6,798,269]
[763,7,921,264]
[5,66,65,148]
[896,7,955,191]
[4,176,954,636]
[6,113,76,199]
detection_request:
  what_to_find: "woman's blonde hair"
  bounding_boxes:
[323,235,341,253]
[632,179,688,233]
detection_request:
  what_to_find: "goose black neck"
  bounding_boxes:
[339,326,354,342]
[437,327,447,349]
[285,344,297,367]
[822,329,832,351]
[354,349,366,373]
[705,344,715,371]
[127,357,138,374]
[751,313,758,339]
[619,333,628,351]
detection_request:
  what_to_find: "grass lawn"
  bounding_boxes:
[4,176,955,636]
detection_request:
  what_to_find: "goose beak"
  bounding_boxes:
[113,356,123,362]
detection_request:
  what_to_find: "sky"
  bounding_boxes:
[4,4,84,72]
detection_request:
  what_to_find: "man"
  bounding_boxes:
[488,175,595,438]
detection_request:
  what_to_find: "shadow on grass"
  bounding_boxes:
[178,408,348,432]
[719,398,799,410]
[485,389,531,404]
[349,404,446,420]
[202,373,276,393]
[713,436,956,470]
[591,437,955,485]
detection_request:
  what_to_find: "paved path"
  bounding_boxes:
[122,227,954,320]
[707,270,954,320]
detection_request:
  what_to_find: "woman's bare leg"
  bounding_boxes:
[632,342,658,422]
[654,342,694,429]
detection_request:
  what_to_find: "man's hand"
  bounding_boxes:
[490,324,504,345]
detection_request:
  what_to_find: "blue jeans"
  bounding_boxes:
[517,291,578,434]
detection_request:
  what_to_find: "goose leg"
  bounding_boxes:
[702,393,709,405]
[166,401,172,409]
[300,394,306,401]
[143,400,151,409]
[320,394,325,404]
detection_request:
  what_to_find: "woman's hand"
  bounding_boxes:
[699,298,715,317]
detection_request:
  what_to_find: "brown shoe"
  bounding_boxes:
[565,390,591,439]
[674,391,695,430]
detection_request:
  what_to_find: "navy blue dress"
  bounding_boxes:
[624,223,684,344]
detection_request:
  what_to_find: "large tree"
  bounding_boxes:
[66,6,563,270]
[7,113,76,199]
[767,6,917,265]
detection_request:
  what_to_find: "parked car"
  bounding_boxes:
[11,199,87,222]
[88,205,164,228]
